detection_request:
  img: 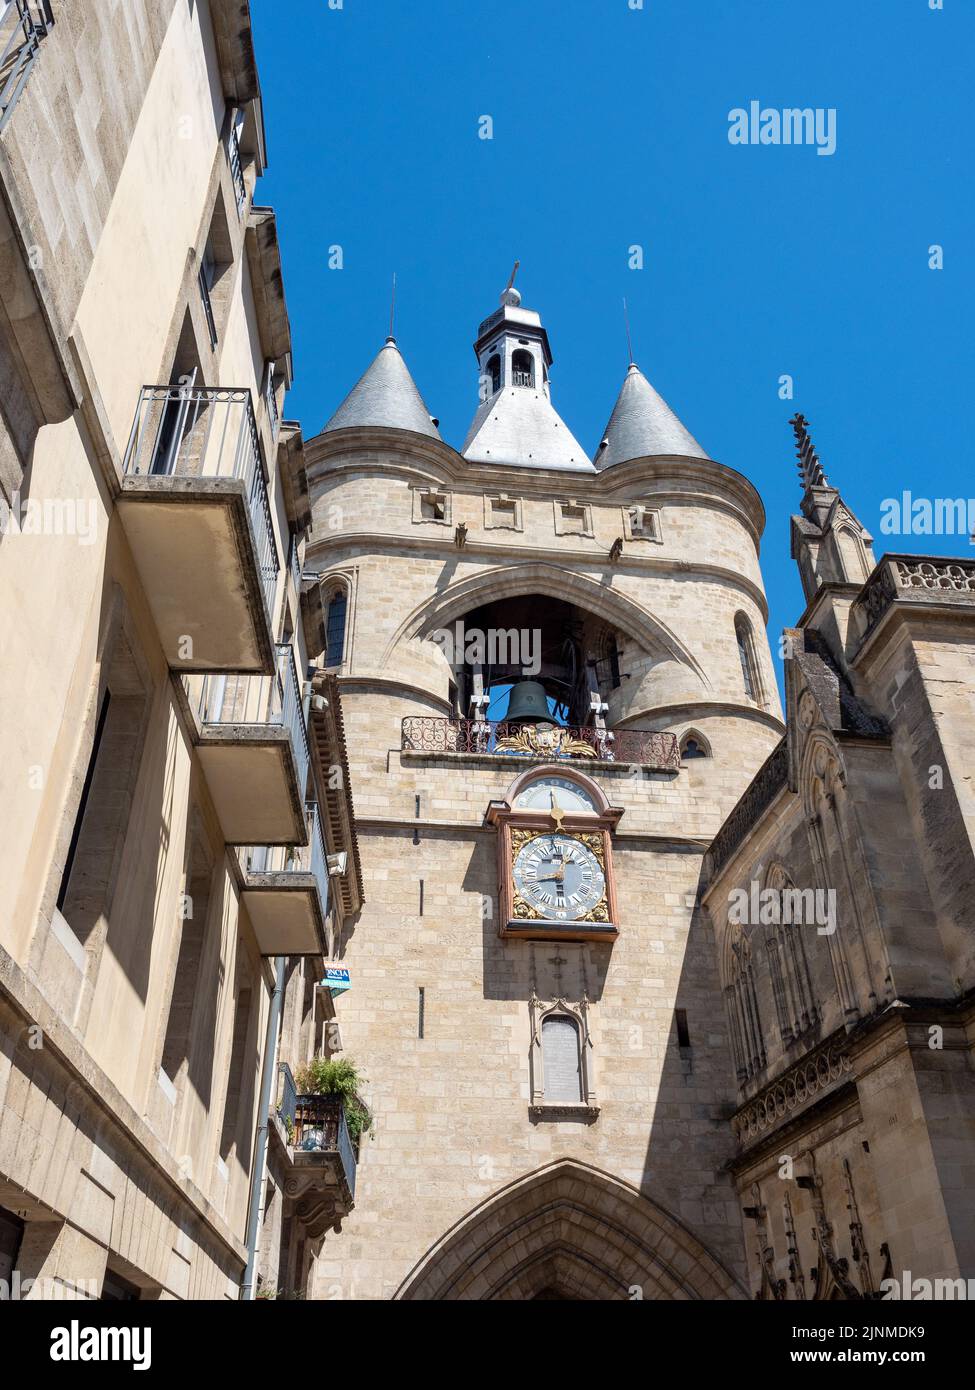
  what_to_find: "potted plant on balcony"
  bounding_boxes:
[292,1056,372,1149]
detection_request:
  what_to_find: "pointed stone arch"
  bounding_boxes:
[379,560,711,690]
[394,1159,746,1300]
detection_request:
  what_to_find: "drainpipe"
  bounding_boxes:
[241,954,286,1300]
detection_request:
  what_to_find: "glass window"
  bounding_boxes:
[735,616,757,700]
[325,588,347,667]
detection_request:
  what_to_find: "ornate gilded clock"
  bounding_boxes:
[512,832,605,923]
[487,769,622,942]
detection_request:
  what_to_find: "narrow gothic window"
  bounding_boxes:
[726,933,766,1081]
[325,587,347,667]
[486,353,501,393]
[511,348,534,388]
[542,1015,582,1102]
[735,615,758,701]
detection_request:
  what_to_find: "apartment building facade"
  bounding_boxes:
[0,1,359,1301]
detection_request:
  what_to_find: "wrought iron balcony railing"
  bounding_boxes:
[0,1,52,132]
[123,384,279,624]
[401,717,681,770]
[193,643,310,795]
[244,800,329,906]
[707,739,789,879]
[293,1095,357,1199]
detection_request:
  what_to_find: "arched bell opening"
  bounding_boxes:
[450,593,626,729]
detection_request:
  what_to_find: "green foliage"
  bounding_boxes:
[293,1056,372,1143]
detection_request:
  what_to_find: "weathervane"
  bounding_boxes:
[504,260,520,294]
[790,413,829,492]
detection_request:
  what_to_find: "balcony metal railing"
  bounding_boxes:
[123,384,279,623]
[227,118,247,216]
[192,643,310,795]
[401,717,681,771]
[293,1095,357,1199]
[0,2,52,133]
[243,801,329,909]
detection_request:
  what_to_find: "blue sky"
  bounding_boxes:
[251,0,972,694]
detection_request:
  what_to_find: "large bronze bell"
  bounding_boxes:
[504,680,552,726]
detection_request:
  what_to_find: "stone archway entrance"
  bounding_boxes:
[394,1160,746,1301]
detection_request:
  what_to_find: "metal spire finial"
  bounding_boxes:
[790,413,829,492]
[387,272,397,343]
[623,296,635,368]
[500,261,522,307]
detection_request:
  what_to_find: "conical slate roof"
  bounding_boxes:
[594,364,709,468]
[323,338,441,439]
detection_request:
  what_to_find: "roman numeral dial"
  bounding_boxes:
[512,833,606,923]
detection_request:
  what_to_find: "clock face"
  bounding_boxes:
[513,776,597,814]
[513,833,606,923]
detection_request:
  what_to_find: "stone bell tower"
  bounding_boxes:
[300,278,784,1300]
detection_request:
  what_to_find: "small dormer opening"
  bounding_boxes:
[420,492,447,521]
[486,353,502,394]
[511,348,534,388]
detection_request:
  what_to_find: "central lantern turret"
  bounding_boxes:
[462,276,591,471]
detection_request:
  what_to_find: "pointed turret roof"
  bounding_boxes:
[594,364,709,469]
[323,338,441,439]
